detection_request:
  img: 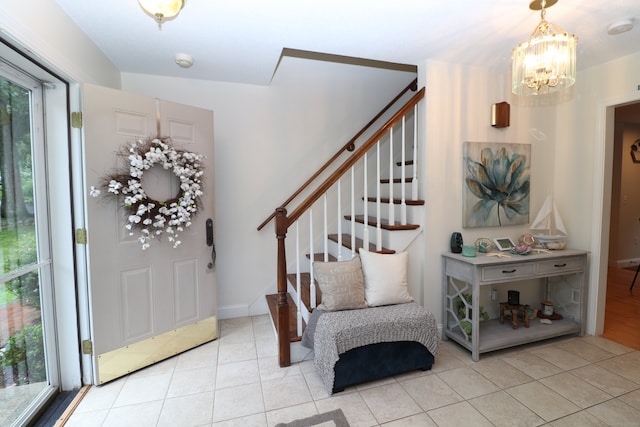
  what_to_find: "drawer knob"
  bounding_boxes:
[502,269,517,274]
[554,263,567,268]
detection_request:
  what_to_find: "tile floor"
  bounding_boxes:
[65,315,640,426]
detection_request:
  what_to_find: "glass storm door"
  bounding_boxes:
[0,64,53,424]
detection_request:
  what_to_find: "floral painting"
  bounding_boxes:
[463,142,530,228]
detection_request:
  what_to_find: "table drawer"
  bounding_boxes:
[538,257,585,274]
[482,263,535,281]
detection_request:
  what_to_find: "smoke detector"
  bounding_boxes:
[175,53,194,68]
[607,18,634,35]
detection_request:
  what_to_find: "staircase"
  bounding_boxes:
[258,82,425,366]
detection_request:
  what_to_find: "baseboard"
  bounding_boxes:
[217,299,278,320]
[249,296,269,317]
[612,258,640,269]
[217,304,249,319]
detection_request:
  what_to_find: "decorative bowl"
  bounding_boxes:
[511,245,532,255]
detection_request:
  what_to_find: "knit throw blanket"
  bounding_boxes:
[310,302,439,394]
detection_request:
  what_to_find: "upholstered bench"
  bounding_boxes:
[301,249,440,394]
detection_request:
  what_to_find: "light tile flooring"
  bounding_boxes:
[65,315,640,426]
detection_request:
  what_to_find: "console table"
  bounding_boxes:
[442,249,588,361]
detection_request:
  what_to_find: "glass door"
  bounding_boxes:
[0,62,54,424]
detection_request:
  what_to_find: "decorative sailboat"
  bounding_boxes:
[530,196,568,249]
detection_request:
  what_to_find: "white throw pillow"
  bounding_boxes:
[359,248,413,306]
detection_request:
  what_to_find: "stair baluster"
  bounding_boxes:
[412,105,419,201]
[375,141,382,252]
[295,221,302,337]
[350,168,356,259]
[401,116,407,225]
[363,151,370,251]
[337,180,343,261]
[388,128,395,226]
[309,209,316,309]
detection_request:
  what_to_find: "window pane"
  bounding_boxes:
[0,74,46,421]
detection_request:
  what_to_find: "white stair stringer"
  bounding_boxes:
[265,306,313,363]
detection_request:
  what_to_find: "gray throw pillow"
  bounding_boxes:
[313,256,367,311]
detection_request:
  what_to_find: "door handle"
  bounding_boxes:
[206,218,214,246]
[206,218,216,268]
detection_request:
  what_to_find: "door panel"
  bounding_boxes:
[82,84,216,384]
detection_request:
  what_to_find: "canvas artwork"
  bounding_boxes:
[463,142,531,228]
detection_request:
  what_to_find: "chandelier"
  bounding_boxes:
[511,0,577,96]
[138,0,185,29]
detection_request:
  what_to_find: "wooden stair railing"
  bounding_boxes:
[266,86,425,367]
[257,78,418,232]
[284,87,424,227]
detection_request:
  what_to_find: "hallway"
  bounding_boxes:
[603,266,640,351]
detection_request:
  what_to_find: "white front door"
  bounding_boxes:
[81,84,217,384]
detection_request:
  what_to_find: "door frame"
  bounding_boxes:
[0,35,81,424]
[591,91,640,336]
[69,82,94,385]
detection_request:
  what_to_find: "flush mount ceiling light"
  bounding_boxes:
[511,0,578,96]
[138,0,185,30]
[608,17,635,35]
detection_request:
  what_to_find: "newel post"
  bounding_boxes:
[275,207,291,367]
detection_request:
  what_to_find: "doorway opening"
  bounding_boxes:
[0,38,79,425]
[603,101,640,350]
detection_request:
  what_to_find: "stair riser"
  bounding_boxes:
[329,221,421,254]
[364,202,423,224]
[377,182,417,199]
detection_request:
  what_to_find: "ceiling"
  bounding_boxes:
[54,0,640,86]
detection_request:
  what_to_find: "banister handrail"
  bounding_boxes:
[257,78,418,231]
[285,87,425,228]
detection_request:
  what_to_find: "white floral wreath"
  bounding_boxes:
[90,137,205,250]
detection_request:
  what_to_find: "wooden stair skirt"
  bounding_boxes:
[266,293,302,342]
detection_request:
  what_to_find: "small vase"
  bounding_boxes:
[450,232,463,253]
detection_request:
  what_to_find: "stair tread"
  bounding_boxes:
[345,215,420,230]
[265,293,303,342]
[380,177,414,184]
[365,197,424,206]
[396,160,414,166]
[306,253,338,262]
[327,233,395,254]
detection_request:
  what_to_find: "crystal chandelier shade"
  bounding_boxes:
[511,2,577,96]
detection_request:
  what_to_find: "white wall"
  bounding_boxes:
[419,52,640,335]
[121,59,416,318]
[419,59,560,320]
[564,52,640,334]
[0,1,119,86]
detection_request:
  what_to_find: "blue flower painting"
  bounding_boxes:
[463,142,530,228]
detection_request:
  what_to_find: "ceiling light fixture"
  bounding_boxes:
[138,0,185,30]
[607,18,635,35]
[511,0,577,96]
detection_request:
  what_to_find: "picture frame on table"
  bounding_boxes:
[493,237,515,251]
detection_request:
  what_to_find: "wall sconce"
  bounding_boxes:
[631,139,640,163]
[491,102,510,128]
